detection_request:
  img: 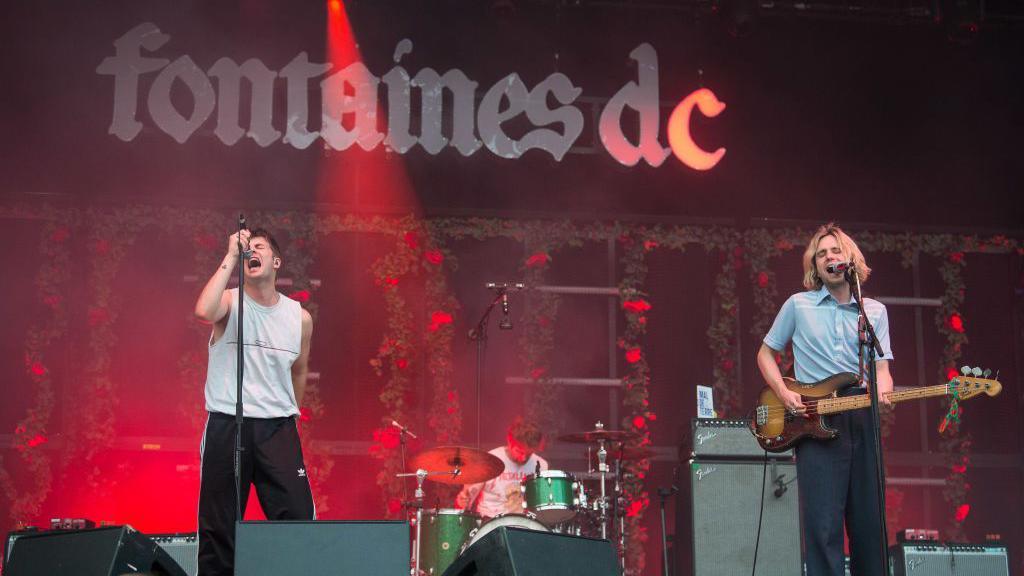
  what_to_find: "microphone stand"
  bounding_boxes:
[657,483,678,576]
[849,268,889,575]
[467,286,506,449]
[234,213,247,523]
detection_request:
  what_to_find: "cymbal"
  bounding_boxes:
[558,428,638,443]
[409,446,504,485]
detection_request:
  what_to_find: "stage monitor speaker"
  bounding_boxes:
[891,543,1009,576]
[4,525,188,576]
[151,533,198,576]
[442,526,618,576]
[682,459,802,576]
[234,520,408,576]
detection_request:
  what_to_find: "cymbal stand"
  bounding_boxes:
[615,456,626,574]
[396,468,460,575]
[597,438,608,540]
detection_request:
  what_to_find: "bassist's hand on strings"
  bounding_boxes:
[780,388,809,418]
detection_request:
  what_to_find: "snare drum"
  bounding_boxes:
[521,470,579,525]
[461,513,549,554]
[419,509,480,575]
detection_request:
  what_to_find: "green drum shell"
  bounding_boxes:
[419,509,479,575]
[522,470,577,525]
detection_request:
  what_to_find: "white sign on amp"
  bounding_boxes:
[97,23,726,170]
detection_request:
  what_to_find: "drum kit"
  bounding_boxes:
[397,421,643,575]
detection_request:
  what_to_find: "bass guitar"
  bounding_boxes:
[749,367,1001,452]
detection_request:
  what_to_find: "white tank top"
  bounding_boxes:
[204,288,302,418]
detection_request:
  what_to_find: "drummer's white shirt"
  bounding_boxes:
[456,447,548,518]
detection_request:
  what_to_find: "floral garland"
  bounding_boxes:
[1,200,1019,552]
[64,207,148,495]
[617,230,653,574]
[0,213,73,528]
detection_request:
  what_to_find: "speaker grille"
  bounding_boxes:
[892,543,1009,576]
[151,533,198,576]
[690,460,801,576]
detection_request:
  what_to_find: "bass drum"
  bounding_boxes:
[460,513,549,554]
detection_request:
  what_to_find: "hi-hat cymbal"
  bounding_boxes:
[558,428,638,443]
[409,446,504,485]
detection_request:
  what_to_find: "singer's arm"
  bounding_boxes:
[291,309,313,408]
[194,231,250,324]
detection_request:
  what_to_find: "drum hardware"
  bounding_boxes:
[399,445,503,575]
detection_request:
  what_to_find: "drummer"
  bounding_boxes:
[455,417,548,518]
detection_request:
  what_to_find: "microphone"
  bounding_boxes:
[825,261,853,275]
[390,419,418,439]
[499,292,512,330]
[238,213,254,259]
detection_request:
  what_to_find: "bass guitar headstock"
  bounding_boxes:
[950,366,1002,400]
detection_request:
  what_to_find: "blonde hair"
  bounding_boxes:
[801,223,872,290]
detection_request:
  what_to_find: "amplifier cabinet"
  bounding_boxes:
[151,533,198,576]
[691,419,793,459]
[891,543,1009,576]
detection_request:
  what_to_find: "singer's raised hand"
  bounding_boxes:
[227,229,251,258]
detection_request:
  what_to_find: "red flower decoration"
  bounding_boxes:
[403,231,419,250]
[954,503,970,523]
[756,271,770,288]
[396,358,409,370]
[632,416,646,429]
[948,314,965,333]
[529,367,547,380]
[951,464,967,474]
[625,498,647,517]
[625,348,642,364]
[29,362,46,376]
[93,239,111,255]
[622,299,652,314]
[299,407,312,422]
[42,294,62,309]
[424,250,444,265]
[87,306,110,327]
[26,434,47,448]
[381,276,399,287]
[948,252,964,264]
[721,358,735,373]
[428,311,454,332]
[373,427,401,450]
[289,290,311,303]
[643,240,659,252]
[525,252,550,268]
[638,316,647,325]
[50,227,70,243]
[946,367,959,381]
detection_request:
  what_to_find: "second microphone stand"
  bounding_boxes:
[467,283,516,448]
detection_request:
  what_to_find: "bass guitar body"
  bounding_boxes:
[749,372,859,453]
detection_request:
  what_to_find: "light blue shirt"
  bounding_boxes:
[764,286,893,384]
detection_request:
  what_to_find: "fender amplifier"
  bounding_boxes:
[691,419,793,458]
[151,533,198,576]
[891,543,1009,576]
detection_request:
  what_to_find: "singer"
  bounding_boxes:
[755,223,893,576]
[193,227,316,576]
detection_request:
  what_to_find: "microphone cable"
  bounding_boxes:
[751,449,769,576]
